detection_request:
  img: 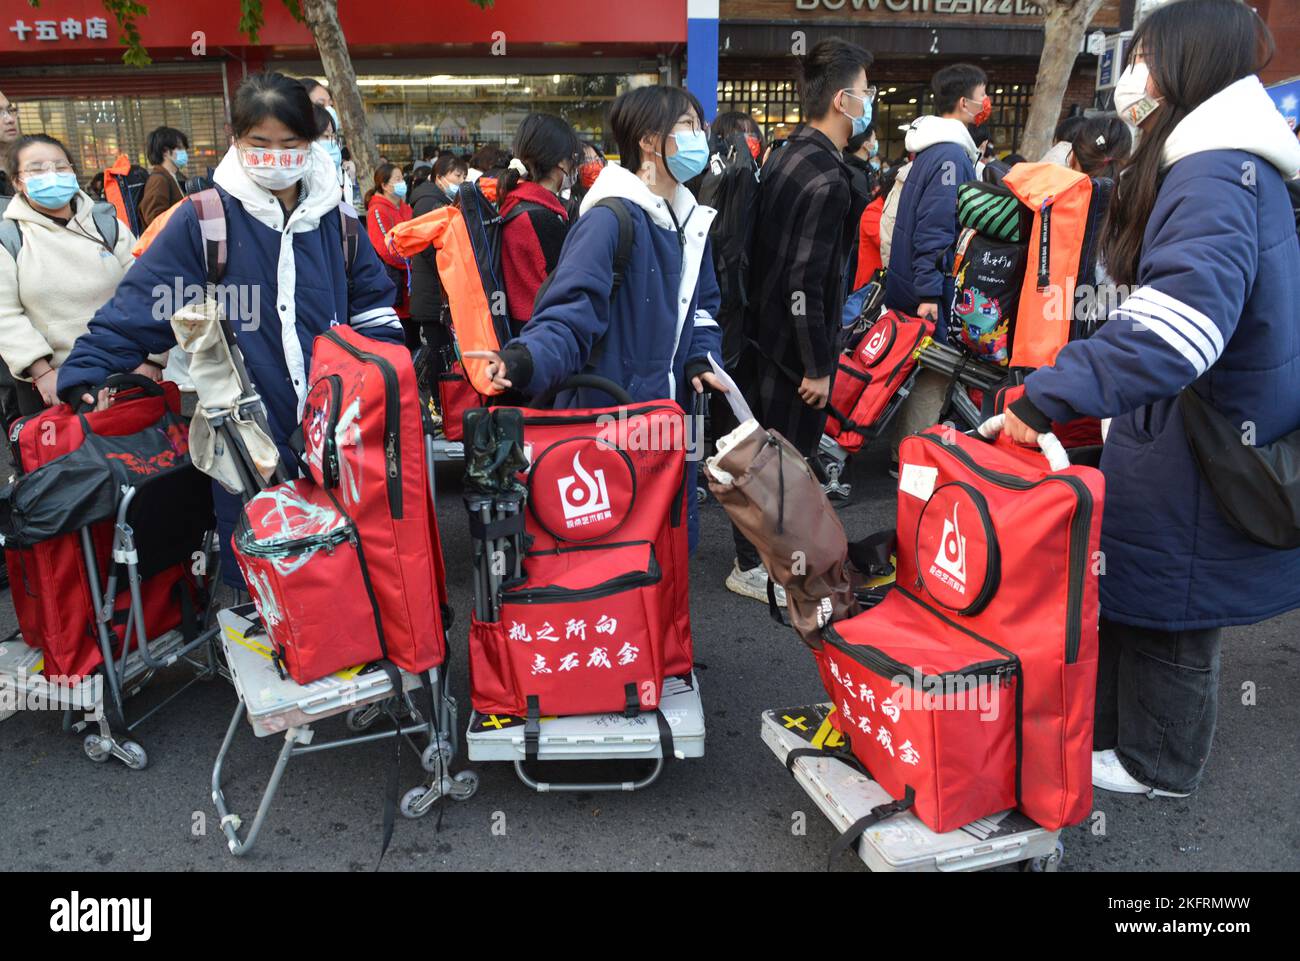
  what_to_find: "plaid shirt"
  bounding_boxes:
[744,125,854,382]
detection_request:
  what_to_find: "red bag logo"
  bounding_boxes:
[930,503,967,593]
[558,450,611,528]
[528,437,635,542]
[862,325,890,362]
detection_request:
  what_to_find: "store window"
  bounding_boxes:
[12,93,226,186]
[356,72,659,165]
[717,79,1035,162]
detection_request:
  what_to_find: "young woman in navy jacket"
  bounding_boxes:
[1004,0,1300,799]
[468,86,726,550]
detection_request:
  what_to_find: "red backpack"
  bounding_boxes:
[826,310,933,454]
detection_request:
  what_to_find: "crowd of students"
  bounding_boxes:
[0,0,1297,803]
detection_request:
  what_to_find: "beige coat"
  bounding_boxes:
[0,190,154,380]
[878,160,910,269]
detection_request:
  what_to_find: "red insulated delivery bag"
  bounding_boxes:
[826,310,933,454]
[468,400,691,717]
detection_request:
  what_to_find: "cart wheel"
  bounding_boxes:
[1022,840,1064,873]
[345,706,377,732]
[420,739,453,774]
[452,770,480,800]
[83,734,111,763]
[120,741,149,771]
[400,787,430,819]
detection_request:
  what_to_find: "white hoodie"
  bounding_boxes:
[904,115,980,164]
[213,140,360,412]
[577,162,718,398]
[1163,74,1300,179]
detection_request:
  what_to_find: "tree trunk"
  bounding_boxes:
[300,0,379,195]
[1019,0,1106,161]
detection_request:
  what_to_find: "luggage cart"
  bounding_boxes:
[210,603,476,856]
[761,703,1063,872]
[464,672,706,792]
[0,460,221,770]
[453,378,708,793]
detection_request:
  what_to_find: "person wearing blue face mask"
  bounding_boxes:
[465,86,726,553]
[0,134,165,414]
[365,161,413,330]
[139,125,190,228]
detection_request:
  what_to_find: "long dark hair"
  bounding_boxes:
[1102,0,1274,287]
[1069,116,1131,182]
[365,162,399,207]
[499,113,581,199]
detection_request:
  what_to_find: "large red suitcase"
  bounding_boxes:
[5,381,202,681]
[891,426,1104,830]
[235,326,448,683]
[468,400,691,717]
[826,310,933,454]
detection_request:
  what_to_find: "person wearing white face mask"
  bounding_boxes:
[58,71,405,587]
[1003,0,1300,800]
[0,134,164,416]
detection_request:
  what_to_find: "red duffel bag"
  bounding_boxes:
[826,310,933,454]
[892,423,1104,830]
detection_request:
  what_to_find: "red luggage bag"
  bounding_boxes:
[234,326,448,684]
[468,400,691,717]
[892,426,1103,829]
[826,311,933,454]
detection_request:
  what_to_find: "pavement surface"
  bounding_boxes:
[2,440,1297,872]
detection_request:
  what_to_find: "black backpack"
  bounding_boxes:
[696,134,760,313]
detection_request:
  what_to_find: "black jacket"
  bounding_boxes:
[408,179,454,323]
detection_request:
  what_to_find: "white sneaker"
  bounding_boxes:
[1091,749,1191,798]
[725,561,787,607]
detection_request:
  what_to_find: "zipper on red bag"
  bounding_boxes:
[823,623,1017,689]
[321,330,403,518]
[914,432,1092,663]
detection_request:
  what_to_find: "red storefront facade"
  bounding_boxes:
[0,0,687,178]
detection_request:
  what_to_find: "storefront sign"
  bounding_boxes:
[791,0,1044,13]
[8,17,110,42]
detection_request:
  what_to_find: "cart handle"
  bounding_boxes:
[533,374,634,408]
[72,372,166,413]
[976,414,1070,472]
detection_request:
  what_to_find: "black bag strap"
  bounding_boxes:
[655,708,675,762]
[525,695,541,762]
[591,198,636,300]
[847,528,896,577]
[623,682,640,719]
[827,787,916,870]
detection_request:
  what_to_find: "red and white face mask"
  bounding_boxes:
[971,95,993,126]
[239,146,310,191]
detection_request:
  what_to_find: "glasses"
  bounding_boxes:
[843,86,878,104]
[0,105,17,119]
[20,161,73,176]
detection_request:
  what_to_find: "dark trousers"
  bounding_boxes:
[1094,617,1223,794]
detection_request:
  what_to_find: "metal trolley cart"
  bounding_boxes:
[0,419,221,770]
[762,703,1063,872]
[464,672,705,793]
[210,601,476,856]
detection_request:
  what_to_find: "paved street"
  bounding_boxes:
[2,443,1296,872]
